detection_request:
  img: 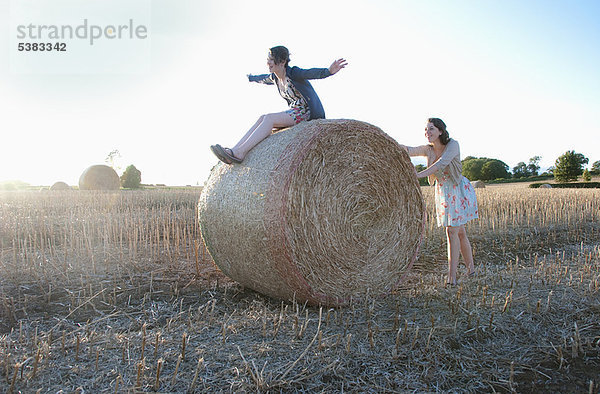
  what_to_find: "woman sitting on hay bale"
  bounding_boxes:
[211,45,347,164]
[401,118,479,286]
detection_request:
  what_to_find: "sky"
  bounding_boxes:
[1,0,599,186]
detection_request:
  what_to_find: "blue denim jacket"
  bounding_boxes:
[248,65,332,120]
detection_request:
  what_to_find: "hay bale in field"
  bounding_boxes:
[539,184,552,189]
[471,180,486,188]
[78,165,120,191]
[50,181,71,191]
[198,119,426,306]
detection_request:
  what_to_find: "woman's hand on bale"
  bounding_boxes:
[329,58,348,75]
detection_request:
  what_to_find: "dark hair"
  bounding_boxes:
[428,117,450,145]
[269,46,290,67]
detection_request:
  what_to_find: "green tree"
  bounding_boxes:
[481,160,510,181]
[512,162,529,178]
[582,169,591,182]
[462,158,486,180]
[591,160,600,175]
[120,165,142,189]
[527,156,541,176]
[554,151,588,182]
[463,157,510,181]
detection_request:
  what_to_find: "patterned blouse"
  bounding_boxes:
[277,77,309,111]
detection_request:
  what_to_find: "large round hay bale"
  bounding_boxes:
[198,119,425,306]
[50,181,71,191]
[78,165,120,190]
[539,184,552,189]
[471,180,486,188]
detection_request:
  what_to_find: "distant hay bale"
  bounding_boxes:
[539,184,552,189]
[50,181,71,191]
[78,165,120,191]
[471,180,486,188]
[198,119,426,306]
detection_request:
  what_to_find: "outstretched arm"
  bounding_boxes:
[399,144,431,179]
[329,58,348,75]
[415,141,459,179]
[399,144,430,158]
[247,73,275,85]
[288,58,348,80]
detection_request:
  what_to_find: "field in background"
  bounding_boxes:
[0,186,599,392]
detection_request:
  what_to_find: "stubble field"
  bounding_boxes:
[0,185,599,393]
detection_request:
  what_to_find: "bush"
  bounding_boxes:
[582,169,592,182]
[486,174,553,184]
[120,165,142,189]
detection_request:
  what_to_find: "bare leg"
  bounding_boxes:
[458,225,475,275]
[445,226,460,285]
[232,115,266,150]
[231,112,295,160]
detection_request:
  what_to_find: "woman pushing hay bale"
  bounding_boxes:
[199,119,425,306]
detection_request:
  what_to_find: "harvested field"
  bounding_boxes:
[0,187,599,392]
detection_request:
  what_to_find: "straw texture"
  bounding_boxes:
[79,165,120,190]
[198,119,425,306]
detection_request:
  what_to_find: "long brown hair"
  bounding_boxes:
[428,118,450,145]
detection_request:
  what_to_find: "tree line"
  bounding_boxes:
[459,151,598,183]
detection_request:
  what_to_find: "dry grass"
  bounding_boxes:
[0,186,599,392]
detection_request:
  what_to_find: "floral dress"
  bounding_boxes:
[434,170,479,227]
